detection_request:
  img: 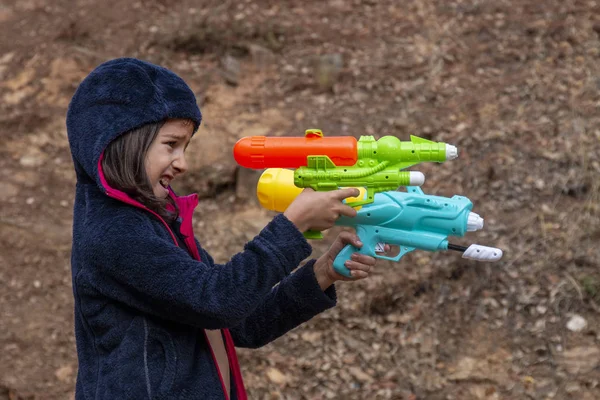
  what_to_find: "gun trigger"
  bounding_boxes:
[375,242,386,252]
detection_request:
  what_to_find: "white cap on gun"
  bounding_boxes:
[446,144,458,160]
[408,171,425,186]
[467,212,484,231]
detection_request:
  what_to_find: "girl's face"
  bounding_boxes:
[145,119,193,198]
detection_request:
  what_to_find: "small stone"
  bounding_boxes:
[349,366,373,383]
[536,305,547,314]
[455,123,467,132]
[0,51,15,64]
[301,331,322,342]
[534,179,545,190]
[566,314,587,332]
[532,319,545,333]
[558,346,600,374]
[565,382,581,393]
[26,197,35,205]
[266,367,288,384]
[220,55,241,86]
[20,154,45,167]
[55,364,74,382]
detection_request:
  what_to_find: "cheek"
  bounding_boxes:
[145,151,171,181]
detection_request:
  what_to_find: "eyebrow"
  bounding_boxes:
[163,133,189,140]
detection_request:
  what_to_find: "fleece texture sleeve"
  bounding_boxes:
[228,260,337,349]
[82,213,312,329]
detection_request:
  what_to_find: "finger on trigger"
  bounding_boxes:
[338,230,353,242]
[352,237,363,248]
[336,187,360,200]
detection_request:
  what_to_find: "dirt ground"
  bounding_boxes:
[1,0,599,399]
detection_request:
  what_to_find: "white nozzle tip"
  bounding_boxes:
[467,212,484,231]
[409,171,425,186]
[462,245,503,262]
[445,144,458,160]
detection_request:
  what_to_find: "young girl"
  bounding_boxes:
[66,58,380,400]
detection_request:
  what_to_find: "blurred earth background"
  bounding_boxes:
[1,0,599,399]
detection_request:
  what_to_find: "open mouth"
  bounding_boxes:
[159,177,170,188]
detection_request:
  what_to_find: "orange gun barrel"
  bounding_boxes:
[233,135,358,169]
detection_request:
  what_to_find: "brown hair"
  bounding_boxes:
[102,121,179,223]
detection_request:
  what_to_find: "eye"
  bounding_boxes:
[165,141,177,148]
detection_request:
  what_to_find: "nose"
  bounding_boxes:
[172,151,188,174]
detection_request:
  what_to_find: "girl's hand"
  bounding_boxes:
[313,231,385,290]
[283,188,359,233]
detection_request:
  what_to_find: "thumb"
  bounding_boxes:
[327,231,358,259]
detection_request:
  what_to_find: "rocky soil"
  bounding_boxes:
[1,0,599,399]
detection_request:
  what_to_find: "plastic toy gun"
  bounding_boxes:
[257,168,503,277]
[234,129,458,207]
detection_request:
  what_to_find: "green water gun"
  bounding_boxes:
[233,129,458,207]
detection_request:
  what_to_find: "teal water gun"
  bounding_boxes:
[234,129,458,207]
[331,186,503,276]
[256,169,503,277]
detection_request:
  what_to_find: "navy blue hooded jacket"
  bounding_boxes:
[66,58,337,400]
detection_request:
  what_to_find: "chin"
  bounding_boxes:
[155,186,170,198]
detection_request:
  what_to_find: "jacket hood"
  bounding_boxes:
[66,57,202,189]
